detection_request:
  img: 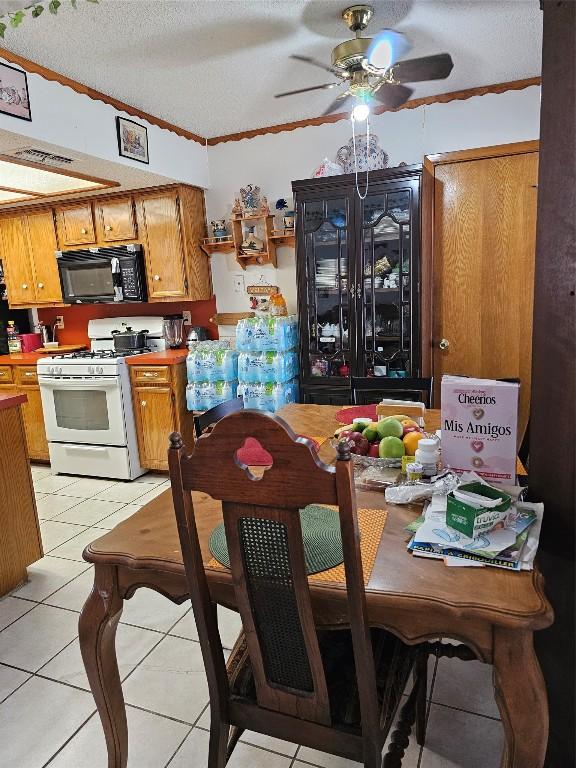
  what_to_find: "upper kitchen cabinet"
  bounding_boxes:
[55,203,96,246]
[135,186,212,302]
[95,197,137,242]
[0,211,63,307]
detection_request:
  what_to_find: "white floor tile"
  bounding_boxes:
[296,747,362,767]
[94,482,154,504]
[0,596,36,631]
[122,635,208,724]
[11,555,89,602]
[48,528,105,561]
[0,603,79,672]
[199,708,298,758]
[0,676,95,768]
[41,623,163,691]
[0,663,31,703]
[52,497,126,526]
[44,566,94,611]
[171,727,292,768]
[120,587,190,633]
[170,604,241,650]
[58,477,120,499]
[48,705,190,768]
[133,472,169,485]
[92,503,143,530]
[30,464,55,480]
[34,474,81,494]
[130,484,170,506]
[432,656,500,719]
[419,703,504,768]
[39,520,88,552]
[35,493,83,521]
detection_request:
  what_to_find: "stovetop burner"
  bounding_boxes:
[52,348,151,360]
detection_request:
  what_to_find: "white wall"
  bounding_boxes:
[205,85,541,322]
[0,56,209,188]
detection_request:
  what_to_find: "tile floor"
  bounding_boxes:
[0,465,505,767]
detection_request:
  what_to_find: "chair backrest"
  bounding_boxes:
[194,396,244,437]
[352,376,434,408]
[169,409,379,732]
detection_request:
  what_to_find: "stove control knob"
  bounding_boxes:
[49,366,54,374]
[88,366,94,375]
[57,367,63,374]
[96,366,104,374]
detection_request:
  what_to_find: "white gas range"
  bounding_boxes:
[38,316,166,480]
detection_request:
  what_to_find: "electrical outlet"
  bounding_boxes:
[55,315,64,330]
[233,273,245,293]
[182,310,192,324]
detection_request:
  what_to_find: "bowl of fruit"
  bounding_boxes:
[333,415,427,468]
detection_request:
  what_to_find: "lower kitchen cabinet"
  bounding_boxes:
[0,366,49,462]
[130,362,195,471]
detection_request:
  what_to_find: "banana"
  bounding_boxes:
[333,423,355,437]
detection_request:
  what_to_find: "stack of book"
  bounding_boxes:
[406,492,543,571]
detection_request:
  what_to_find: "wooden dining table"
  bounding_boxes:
[79,405,553,768]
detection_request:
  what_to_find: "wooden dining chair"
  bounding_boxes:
[193,396,244,438]
[169,409,426,768]
[352,377,434,408]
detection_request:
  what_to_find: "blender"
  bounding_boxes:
[163,315,185,348]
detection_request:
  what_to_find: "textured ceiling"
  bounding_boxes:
[0,0,542,137]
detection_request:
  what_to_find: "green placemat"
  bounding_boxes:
[209,504,344,575]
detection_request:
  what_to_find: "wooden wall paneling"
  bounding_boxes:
[25,210,63,304]
[529,2,576,766]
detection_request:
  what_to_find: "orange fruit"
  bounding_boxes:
[403,430,425,455]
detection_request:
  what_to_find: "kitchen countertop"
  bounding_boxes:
[0,392,27,410]
[0,352,49,365]
[124,349,189,366]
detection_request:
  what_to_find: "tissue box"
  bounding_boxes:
[446,482,511,538]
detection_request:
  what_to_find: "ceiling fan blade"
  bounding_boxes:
[291,54,342,77]
[366,29,412,71]
[371,83,413,110]
[275,82,341,98]
[322,93,353,117]
[392,53,454,83]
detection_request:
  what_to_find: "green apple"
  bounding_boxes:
[352,417,372,431]
[362,423,380,442]
[379,436,405,459]
[376,418,404,439]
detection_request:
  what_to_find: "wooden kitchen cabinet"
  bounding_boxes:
[135,187,212,302]
[96,197,137,242]
[130,362,194,471]
[56,203,96,246]
[0,211,63,307]
[14,366,49,461]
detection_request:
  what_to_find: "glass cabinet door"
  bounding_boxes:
[357,183,418,379]
[300,196,354,383]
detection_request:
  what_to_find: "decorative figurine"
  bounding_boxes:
[210,219,228,241]
[241,225,264,254]
[231,198,242,218]
[239,184,261,215]
[260,196,270,216]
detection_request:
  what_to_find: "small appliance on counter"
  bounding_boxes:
[38,316,167,481]
[19,332,43,353]
[186,326,208,346]
[163,315,185,348]
[56,244,147,304]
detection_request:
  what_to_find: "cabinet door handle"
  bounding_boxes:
[142,371,158,378]
[81,228,87,235]
[153,274,160,281]
[105,225,112,232]
[37,282,44,289]
[22,283,28,289]
[439,338,450,350]
[349,283,355,296]
[141,400,147,407]
[24,371,35,377]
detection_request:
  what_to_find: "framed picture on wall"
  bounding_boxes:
[115,116,149,164]
[0,62,31,122]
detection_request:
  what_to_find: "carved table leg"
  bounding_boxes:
[79,564,128,768]
[493,627,548,768]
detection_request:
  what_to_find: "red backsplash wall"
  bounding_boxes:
[37,297,218,346]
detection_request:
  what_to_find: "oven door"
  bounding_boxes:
[58,255,116,303]
[39,376,128,446]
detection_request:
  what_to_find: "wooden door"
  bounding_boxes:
[137,192,187,299]
[26,211,62,304]
[133,385,175,469]
[432,152,538,433]
[56,204,96,246]
[96,198,137,242]
[0,217,34,306]
[19,386,49,460]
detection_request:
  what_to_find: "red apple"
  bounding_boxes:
[354,436,370,455]
[368,443,380,458]
[402,425,421,437]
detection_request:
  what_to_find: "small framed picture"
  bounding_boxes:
[115,116,149,164]
[0,62,31,122]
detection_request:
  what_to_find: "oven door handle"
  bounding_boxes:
[38,377,119,390]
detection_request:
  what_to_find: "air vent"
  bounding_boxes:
[9,148,75,167]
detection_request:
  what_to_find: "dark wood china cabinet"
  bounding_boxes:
[293,164,422,405]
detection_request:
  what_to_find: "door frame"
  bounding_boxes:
[420,140,540,377]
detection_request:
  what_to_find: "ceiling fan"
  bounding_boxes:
[275,4,454,118]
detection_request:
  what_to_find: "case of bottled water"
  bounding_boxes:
[237,350,299,384]
[236,315,298,352]
[186,380,238,411]
[238,378,299,413]
[187,345,238,382]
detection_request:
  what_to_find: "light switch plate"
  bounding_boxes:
[182,311,192,324]
[233,273,244,293]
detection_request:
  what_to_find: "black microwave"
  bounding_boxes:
[56,244,147,303]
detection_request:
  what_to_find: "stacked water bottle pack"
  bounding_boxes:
[186,340,238,411]
[236,315,299,412]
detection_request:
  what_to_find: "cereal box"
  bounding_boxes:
[440,376,519,484]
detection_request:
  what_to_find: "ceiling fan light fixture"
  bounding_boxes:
[367,29,410,71]
[351,102,370,121]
